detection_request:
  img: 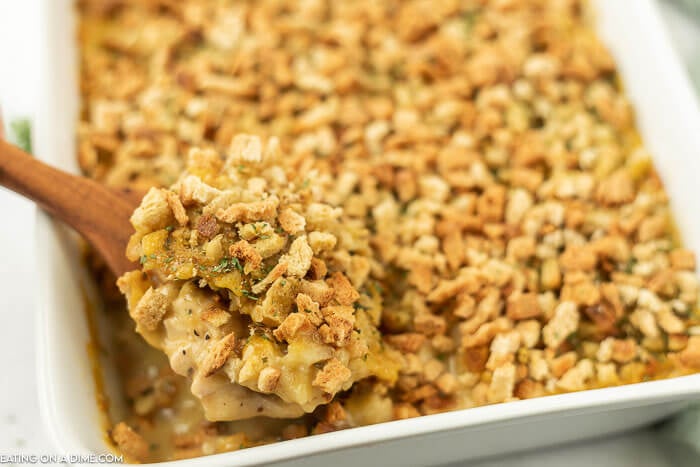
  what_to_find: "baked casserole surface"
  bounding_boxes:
[77,0,700,462]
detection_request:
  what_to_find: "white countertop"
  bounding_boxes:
[0,1,697,465]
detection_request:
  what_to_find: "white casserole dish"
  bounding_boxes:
[33,0,700,465]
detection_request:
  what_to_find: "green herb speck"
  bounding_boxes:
[231,257,243,272]
[213,256,243,273]
[242,290,259,301]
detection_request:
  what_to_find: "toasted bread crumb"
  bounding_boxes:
[112,422,149,462]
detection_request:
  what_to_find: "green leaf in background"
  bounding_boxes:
[10,119,31,154]
[671,0,700,15]
[690,59,700,95]
[667,0,700,96]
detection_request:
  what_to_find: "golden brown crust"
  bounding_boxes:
[678,336,700,369]
[195,214,219,239]
[327,272,360,306]
[279,208,306,235]
[596,170,635,206]
[506,293,541,321]
[258,367,282,393]
[200,305,231,328]
[385,333,427,354]
[273,312,317,342]
[216,196,280,224]
[313,358,352,394]
[112,422,149,463]
[166,191,189,226]
[202,333,237,377]
[228,240,262,273]
[319,306,355,346]
[131,287,169,332]
[670,249,697,271]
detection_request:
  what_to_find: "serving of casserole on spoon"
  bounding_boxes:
[117,134,401,421]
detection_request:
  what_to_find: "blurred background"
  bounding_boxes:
[0,1,699,466]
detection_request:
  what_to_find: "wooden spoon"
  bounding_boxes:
[0,139,141,276]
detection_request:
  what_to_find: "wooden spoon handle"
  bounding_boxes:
[0,139,137,276]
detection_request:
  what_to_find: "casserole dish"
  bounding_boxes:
[34,0,700,465]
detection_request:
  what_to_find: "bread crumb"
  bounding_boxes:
[112,422,149,462]
[506,293,541,320]
[542,302,579,348]
[258,367,281,393]
[313,358,352,394]
[202,333,237,377]
[132,287,169,331]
